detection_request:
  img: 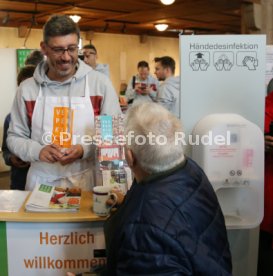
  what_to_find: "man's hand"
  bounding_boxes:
[135,83,151,95]
[39,144,64,163]
[59,144,84,165]
[139,86,151,95]
[106,189,125,207]
[10,155,30,168]
[265,135,273,152]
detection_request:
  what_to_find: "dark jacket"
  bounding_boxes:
[2,113,29,190]
[104,158,232,275]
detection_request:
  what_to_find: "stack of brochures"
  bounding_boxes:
[25,184,81,213]
[95,115,133,191]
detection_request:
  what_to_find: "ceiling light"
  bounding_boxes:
[69,15,81,23]
[155,24,169,31]
[160,0,175,5]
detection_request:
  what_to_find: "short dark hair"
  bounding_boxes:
[154,56,175,74]
[25,50,44,66]
[82,44,97,54]
[43,15,80,44]
[137,60,149,69]
[17,65,36,86]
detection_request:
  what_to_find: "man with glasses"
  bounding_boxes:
[7,15,121,191]
[81,44,110,77]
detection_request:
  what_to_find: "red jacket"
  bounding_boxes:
[261,92,273,234]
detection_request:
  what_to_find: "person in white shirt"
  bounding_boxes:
[125,60,159,106]
[82,44,110,77]
[154,56,180,118]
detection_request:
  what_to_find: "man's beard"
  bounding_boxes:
[158,76,166,81]
[48,59,76,77]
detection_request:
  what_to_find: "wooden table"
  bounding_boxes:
[0,191,106,276]
[0,191,105,223]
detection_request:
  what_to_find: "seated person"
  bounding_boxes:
[68,102,232,276]
[125,60,159,105]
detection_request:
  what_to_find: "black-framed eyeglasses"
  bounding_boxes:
[47,44,79,56]
[83,51,96,57]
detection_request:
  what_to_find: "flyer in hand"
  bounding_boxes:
[25,184,81,213]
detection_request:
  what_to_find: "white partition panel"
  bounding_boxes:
[0,49,17,172]
[179,35,266,276]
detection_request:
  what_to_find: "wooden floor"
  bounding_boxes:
[0,171,10,189]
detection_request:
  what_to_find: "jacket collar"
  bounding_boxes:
[138,157,187,185]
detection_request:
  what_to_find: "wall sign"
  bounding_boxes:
[16,49,32,71]
[180,35,266,146]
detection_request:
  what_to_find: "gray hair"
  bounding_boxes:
[43,15,80,44]
[125,102,185,173]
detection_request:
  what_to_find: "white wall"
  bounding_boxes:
[0,49,17,172]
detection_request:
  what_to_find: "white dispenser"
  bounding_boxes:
[191,113,264,229]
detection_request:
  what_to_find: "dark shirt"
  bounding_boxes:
[2,113,29,190]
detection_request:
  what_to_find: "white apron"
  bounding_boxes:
[26,76,95,191]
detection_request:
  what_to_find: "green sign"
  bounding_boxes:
[0,222,8,276]
[16,49,32,71]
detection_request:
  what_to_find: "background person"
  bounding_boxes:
[82,44,110,77]
[154,56,180,117]
[2,65,37,190]
[258,88,273,276]
[125,60,159,106]
[24,50,44,66]
[7,15,121,191]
